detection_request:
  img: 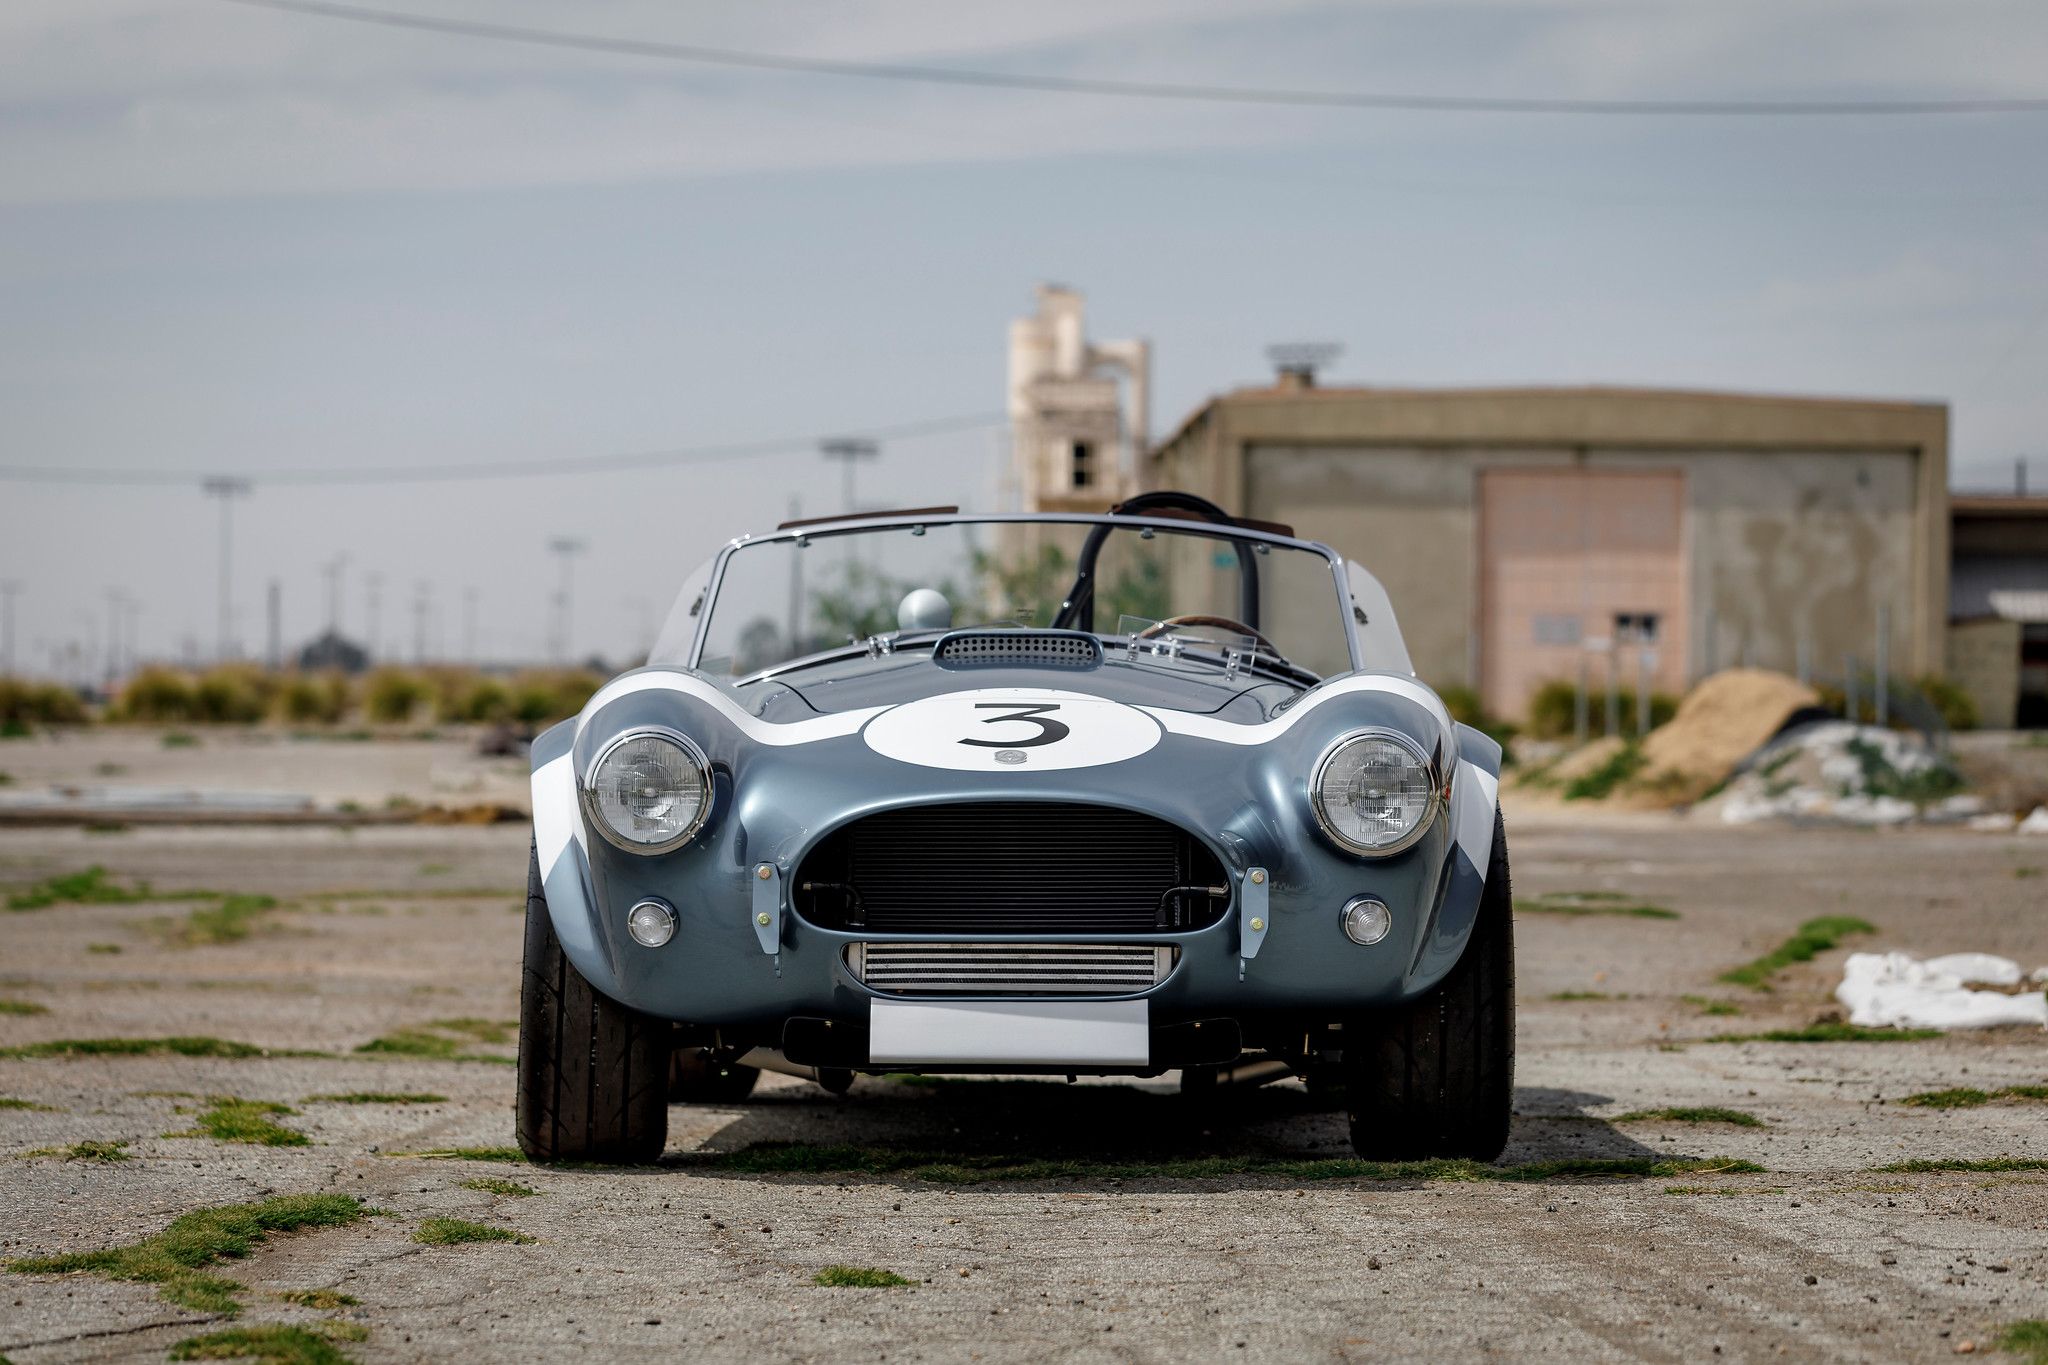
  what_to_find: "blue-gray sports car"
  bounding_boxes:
[517,492,1511,1163]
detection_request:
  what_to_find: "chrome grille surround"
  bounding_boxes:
[847,942,1176,996]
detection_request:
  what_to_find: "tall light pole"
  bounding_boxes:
[462,587,479,664]
[549,538,586,664]
[412,582,432,665]
[0,581,20,676]
[365,573,383,663]
[321,554,348,639]
[819,438,878,515]
[103,588,127,688]
[201,477,251,661]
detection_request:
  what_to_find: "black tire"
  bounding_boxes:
[516,840,670,1163]
[1342,810,1515,1161]
[667,1047,761,1104]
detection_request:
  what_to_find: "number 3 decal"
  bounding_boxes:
[959,703,1069,748]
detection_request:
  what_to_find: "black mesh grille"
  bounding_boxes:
[935,631,1102,670]
[795,802,1229,934]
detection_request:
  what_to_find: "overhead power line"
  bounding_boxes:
[213,0,2048,117]
[0,411,1003,488]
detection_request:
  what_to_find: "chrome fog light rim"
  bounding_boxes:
[625,897,677,948]
[1340,895,1393,946]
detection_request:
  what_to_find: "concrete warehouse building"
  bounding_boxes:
[1144,368,1950,718]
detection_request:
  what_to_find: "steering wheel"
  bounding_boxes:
[1136,614,1281,656]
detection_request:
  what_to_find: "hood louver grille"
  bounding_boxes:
[934,630,1102,670]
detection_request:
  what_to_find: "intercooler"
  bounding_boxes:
[846,941,1176,996]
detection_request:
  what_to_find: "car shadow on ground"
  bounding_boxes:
[652,1077,1678,1188]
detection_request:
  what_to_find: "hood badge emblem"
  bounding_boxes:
[994,749,1028,765]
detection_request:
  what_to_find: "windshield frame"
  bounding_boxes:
[669,511,1365,679]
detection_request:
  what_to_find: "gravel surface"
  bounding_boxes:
[0,802,2044,1363]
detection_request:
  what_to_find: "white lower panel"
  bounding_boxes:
[868,999,1149,1066]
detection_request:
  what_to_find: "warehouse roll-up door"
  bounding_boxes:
[1478,468,1687,719]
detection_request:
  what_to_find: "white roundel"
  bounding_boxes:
[861,688,1163,772]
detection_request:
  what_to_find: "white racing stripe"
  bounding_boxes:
[577,670,885,746]
[1137,673,1455,747]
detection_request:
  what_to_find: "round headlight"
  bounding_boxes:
[1312,730,1441,856]
[583,729,709,853]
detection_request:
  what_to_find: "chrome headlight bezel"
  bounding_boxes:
[579,726,712,855]
[1310,727,1447,858]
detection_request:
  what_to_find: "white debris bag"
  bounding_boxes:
[1836,951,2048,1030]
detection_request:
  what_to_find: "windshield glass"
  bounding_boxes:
[652,519,1357,680]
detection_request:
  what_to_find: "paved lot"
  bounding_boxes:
[0,805,2044,1362]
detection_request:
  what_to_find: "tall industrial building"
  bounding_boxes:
[1006,285,1149,513]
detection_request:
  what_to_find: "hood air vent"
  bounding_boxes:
[934,630,1102,671]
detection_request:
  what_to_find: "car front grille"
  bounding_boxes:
[794,801,1230,934]
[848,942,1175,996]
[934,630,1102,670]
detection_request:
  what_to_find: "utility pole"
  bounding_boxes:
[548,538,586,664]
[819,438,878,515]
[365,573,383,663]
[412,582,431,665]
[266,581,282,669]
[201,477,251,661]
[103,588,125,688]
[0,582,20,675]
[462,588,479,664]
[321,554,348,639]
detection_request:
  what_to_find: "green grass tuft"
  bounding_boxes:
[0,998,49,1016]
[0,1036,324,1061]
[303,1092,446,1106]
[1900,1087,1993,1109]
[168,1098,308,1147]
[1521,892,1679,920]
[680,1143,1762,1185]
[276,1288,358,1309]
[1562,743,1646,801]
[176,896,282,947]
[7,1193,368,1315]
[0,1096,60,1112]
[86,942,123,954]
[460,1177,539,1197]
[1613,1106,1766,1128]
[1718,916,1876,989]
[813,1264,913,1288]
[1996,1320,2048,1365]
[353,1019,515,1064]
[1681,994,1743,1017]
[396,1146,527,1163]
[21,1139,130,1163]
[413,1217,533,1246]
[169,1324,356,1364]
[1707,1023,1941,1044]
[1547,990,1618,1001]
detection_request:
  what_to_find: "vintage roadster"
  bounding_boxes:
[518,493,1511,1163]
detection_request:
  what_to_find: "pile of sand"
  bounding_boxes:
[1641,668,1819,788]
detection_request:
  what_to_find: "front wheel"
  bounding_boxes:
[516,841,671,1163]
[1341,810,1515,1161]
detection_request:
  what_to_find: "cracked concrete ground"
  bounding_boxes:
[0,804,2044,1363]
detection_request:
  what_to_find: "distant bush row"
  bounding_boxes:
[2,666,603,729]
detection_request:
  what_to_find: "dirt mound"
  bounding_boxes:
[1641,669,1818,788]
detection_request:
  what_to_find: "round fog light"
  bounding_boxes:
[1340,896,1392,946]
[626,898,676,948]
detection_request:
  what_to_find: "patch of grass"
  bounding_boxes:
[1901,1086,2048,1109]
[813,1265,913,1288]
[1563,743,1646,801]
[169,1324,357,1364]
[1663,1185,1786,1197]
[1997,1320,2048,1365]
[169,1098,308,1147]
[7,865,213,911]
[353,1019,514,1064]
[1521,891,1679,920]
[1707,1022,1941,1044]
[681,1143,1763,1185]
[176,895,282,946]
[1876,1158,2048,1174]
[276,1288,359,1310]
[0,1096,60,1111]
[413,1217,533,1246]
[1842,735,1964,805]
[86,942,123,954]
[1547,990,1618,1001]
[1613,1106,1766,1128]
[304,1092,446,1106]
[1718,915,1877,989]
[21,1139,130,1163]
[1681,994,1743,1017]
[400,1146,528,1163]
[6,1193,367,1316]
[0,1036,324,1061]
[162,732,201,749]
[460,1176,538,1197]
[0,998,49,1016]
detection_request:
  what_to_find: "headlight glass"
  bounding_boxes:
[1313,731,1437,855]
[586,731,708,851]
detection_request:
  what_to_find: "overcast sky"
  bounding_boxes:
[2,0,2044,674]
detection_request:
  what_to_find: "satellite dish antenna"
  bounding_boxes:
[1264,342,1343,388]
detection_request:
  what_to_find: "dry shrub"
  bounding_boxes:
[275,672,350,724]
[363,668,431,724]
